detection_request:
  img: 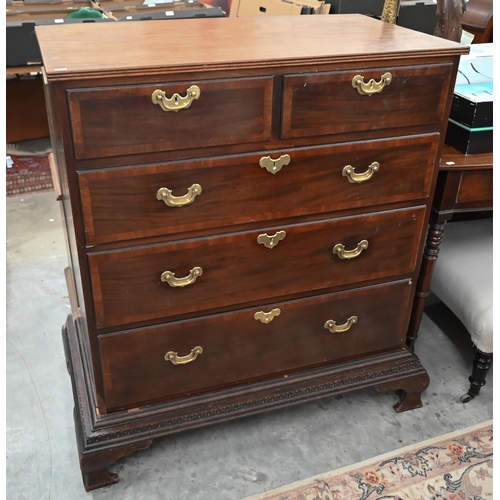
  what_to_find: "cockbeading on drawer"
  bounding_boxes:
[68,76,273,160]
[89,206,426,330]
[282,63,453,140]
[79,134,438,245]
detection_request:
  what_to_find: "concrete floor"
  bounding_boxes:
[6,190,493,500]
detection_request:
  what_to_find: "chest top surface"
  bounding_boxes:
[36,14,467,79]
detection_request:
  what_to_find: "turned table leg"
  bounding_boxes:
[406,216,451,350]
[460,350,493,403]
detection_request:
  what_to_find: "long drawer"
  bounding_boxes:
[99,279,413,410]
[79,134,438,244]
[68,76,273,160]
[89,206,426,329]
[282,63,453,139]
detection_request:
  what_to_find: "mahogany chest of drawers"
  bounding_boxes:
[36,16,466,490]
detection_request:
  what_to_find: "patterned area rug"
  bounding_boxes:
[6,137,54,196]
[243,421,493,500]
[6,154,53,196]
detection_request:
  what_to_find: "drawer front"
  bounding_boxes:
[68,77,273,160]
[99,280,412,410]
[282,63,453,140]
[89,207,426,329]
[456,170,493,208]
[80,134,438,245]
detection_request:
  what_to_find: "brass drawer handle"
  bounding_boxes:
[161,266,203,287]
[352,72,392,96]
[259,154,291,174]
[165,346,203,365]
[333,240,369,260]
[254,308,281,324]
[342,162,380,184]
[151,85,201,112]
[257,230,286,249]
[156,184,202,207]
[324,316,358,333]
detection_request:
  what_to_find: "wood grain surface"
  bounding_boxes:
[36,15,468,77]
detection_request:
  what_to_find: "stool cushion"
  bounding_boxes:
[430,217,493,353]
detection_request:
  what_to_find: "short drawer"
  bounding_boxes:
[455,170,493,208]
[68,76,273,160]
[99,279,413,410]
[80,134,438,245]
[282,63,453,140]
[89,206,426,329]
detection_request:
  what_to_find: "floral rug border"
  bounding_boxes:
[243,420,493,500]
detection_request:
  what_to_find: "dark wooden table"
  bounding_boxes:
[6,68,50,143]
[406,144,493,348]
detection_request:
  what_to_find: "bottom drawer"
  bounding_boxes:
[99,280,412,410]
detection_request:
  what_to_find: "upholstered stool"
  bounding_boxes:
[430,217,493,402]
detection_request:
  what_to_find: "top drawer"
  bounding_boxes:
[282,63,453,140]
[68,77,273,160]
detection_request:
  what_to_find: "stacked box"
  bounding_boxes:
[445,43,493,155]
[445,82,493,155]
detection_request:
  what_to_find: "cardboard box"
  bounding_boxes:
[100,0,204,10]
[7,7,85,21]
[234,0,301,16]
[117,6,225,19]
[106,1,209,19]
[230,0,329,17]
[455,44,493,86]
[7,1,81,13]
